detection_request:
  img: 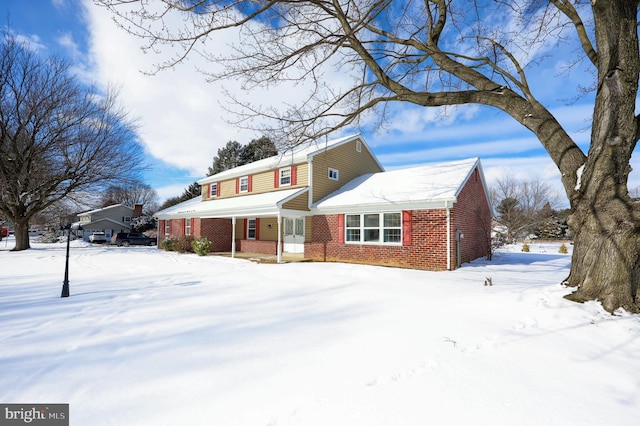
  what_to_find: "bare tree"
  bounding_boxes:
[492,176,558,241]
[0,32,145,251]
[98,1,640,312]
[100,180,160,214]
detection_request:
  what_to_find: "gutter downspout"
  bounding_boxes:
[231,216,236,258]
[277,212,282,264]
[446,201,451,271]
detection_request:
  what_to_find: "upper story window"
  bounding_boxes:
[209,182,218,198]
[328,168,339,181]
[123,216,132,222]
[274,165,297,188]
[345,212,402,244]
[279,167,291,186]
[356,140,362,152]
[239,176,249,192]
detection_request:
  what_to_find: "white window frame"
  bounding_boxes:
[185,218,191,236]
[328,167,339,181]
[164,220,170,236]
[247,218,257,240]
[279,167,291,186]
[239,176,249,192]
[345,212,402,245]
[356,140,362,152]
[209,182,218,198]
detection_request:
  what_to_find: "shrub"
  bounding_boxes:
[192,237,211,256]
[522,243,530,252]
[160,237,175,251]
[38,231,61,243]
[558,243,568,254]
[173,235,195,253]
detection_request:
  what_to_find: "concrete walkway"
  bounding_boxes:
[212,252,311,264]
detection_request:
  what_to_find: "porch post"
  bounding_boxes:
[445,201,451,270]
[277,212,282,264]
[231,216,236,258]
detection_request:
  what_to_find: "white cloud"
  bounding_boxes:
[82,2,275,180]
[81,1,359,186]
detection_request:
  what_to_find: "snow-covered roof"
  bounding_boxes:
[198,134,379,185]
[155,187,309,219]
[76,217,132,229]
[78,203,133,216]
[312,158,484,213]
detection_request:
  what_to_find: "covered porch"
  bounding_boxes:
[162,187,311,263]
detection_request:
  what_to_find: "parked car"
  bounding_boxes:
[89,232,107,243]
[111,232,156,247]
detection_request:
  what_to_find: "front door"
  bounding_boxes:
[283,217,305,253]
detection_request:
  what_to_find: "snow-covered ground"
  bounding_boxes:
[1,239,638,426]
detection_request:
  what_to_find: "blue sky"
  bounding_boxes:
[2,0,634,205]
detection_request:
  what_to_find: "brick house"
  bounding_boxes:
[155,134,492,270]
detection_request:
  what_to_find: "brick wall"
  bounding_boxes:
[236,239,278,255]
[451,167,492,265]
[306,166,491,271]
[306,210,450,271]
[157,218,232,252]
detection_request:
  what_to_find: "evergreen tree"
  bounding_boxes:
[240,136,278,164]
[181,182,201,200]
[208,141,244,175]
[208,137,277,176]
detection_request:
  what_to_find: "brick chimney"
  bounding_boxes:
[133,204,143,218]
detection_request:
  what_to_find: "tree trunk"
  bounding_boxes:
[562,2,640,313]
[565,198,640,313]
[12,220,31,251]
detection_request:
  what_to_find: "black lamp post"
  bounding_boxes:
[61,224,71,297]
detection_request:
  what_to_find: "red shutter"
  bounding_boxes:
[402,210,412,246]
[337,214,345,243]
[235,178,239,194]
[182,218,186,235]
[291,165,297,185]
[274,170,280,188]
[216,182,221,197]
[248,175,253,192]
[243,219,248,239]
[255,218,260,240]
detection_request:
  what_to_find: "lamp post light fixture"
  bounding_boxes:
[60,223,82,298]
[61,224,71,298]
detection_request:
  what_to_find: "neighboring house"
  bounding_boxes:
[155,134,492,271]
[76,204,143,241]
